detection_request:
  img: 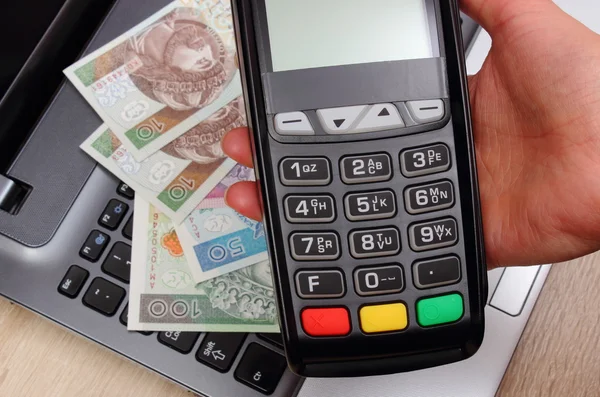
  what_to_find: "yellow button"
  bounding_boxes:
[359,303,408,334]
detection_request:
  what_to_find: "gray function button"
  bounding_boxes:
[409,218,458,252]
[349,227,401,259]
[406,99,445,124]
[280,157,331,186]
[355,265,404,296]
[290,232,340,261]
[413,256,461,289]
[274,111,314,135]
[317,105,367,134]
[296,270,345,298]
[400,144,450,177]
[340,153,392,184]
[345,190,396,221]
[404,181,455,214]
[284,195,335,223]
[353,104,405,133]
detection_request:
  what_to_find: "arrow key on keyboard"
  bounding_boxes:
[196,332,247,372]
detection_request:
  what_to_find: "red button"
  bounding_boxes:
[301,307,351,336]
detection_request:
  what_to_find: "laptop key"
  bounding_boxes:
[196,333,247,372]
[158,331,200,354]
[122,215,133,240]
[58,265,89,298]
[83,277,126,316]
[235,343,287,395]
[119,304,152,335]
[117,182,135,200]
[102,242,131,283]
[258,333,283,348]
[80,230,110,262]
[99,199,128,230]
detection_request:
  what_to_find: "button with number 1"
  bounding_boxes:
[280,157,331,186]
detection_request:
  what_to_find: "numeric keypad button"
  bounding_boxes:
[285,195,335,223]
[290,232,340,261]
[340,153,392,184]
[404,181,454,214]
[400,144,450,177]
[349,228,401,259]
[413,256,461,289]
[354,265,403,296]
[409,218,458,252]
[296,270,345,298]
[280,158,331,186]
[345,190,396,221]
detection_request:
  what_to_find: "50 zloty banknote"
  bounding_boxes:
[81,98,244,224]
[65,0,242,161]
[175,164,268,283]
[128,198,279,332]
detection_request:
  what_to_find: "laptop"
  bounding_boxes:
[0,0,550,396]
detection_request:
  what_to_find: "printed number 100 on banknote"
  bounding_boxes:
[64,0,241,161]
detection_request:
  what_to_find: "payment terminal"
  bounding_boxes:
[232,0,487,377]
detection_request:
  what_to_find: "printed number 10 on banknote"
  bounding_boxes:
[64,0,241,161]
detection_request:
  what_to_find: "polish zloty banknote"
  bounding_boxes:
[128,198,279,332]
[81,98,244,224]
[65,0,242,161]
[175,165,268,283]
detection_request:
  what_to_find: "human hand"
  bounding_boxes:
[222,0,600,268]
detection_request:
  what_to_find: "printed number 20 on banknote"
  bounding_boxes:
[65,0,242,161]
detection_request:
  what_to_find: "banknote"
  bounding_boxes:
[65,0,242,161]
[128,198,279,332]
[81,97,246,224]
[174,164,267,282]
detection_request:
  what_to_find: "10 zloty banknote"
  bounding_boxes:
[80,98,244,224]
[128,198,279,332]
[65,0,241,161]
[175,164,268,283]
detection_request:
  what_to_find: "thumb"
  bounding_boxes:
[460,0,552,35]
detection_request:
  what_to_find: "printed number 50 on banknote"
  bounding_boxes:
[65,0,241,161]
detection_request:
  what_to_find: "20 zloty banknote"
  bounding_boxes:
[128,198,279,332]
[175,164,268,283]
[81,98,244,224]
[65,0,242,161]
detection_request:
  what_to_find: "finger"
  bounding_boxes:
[225,181,263,222]
[222,127,254,168]
[460,0,550,35]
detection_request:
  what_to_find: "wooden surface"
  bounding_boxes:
[1,253,599,397]
[496,253,600,397]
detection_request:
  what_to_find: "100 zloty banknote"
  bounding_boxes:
[65,0,242,161]
[128,198,279,332]
[81,98,244,224]
[175,164,268,283]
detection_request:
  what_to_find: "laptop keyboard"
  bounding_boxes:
[58,180,288,395]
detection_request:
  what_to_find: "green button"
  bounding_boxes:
[416,293,464,327]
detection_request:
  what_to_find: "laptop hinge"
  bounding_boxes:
[0,174,30,214]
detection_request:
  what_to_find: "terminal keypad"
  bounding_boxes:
[276,101,464,337]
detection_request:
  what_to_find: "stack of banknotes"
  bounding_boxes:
[64,0,279,333]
